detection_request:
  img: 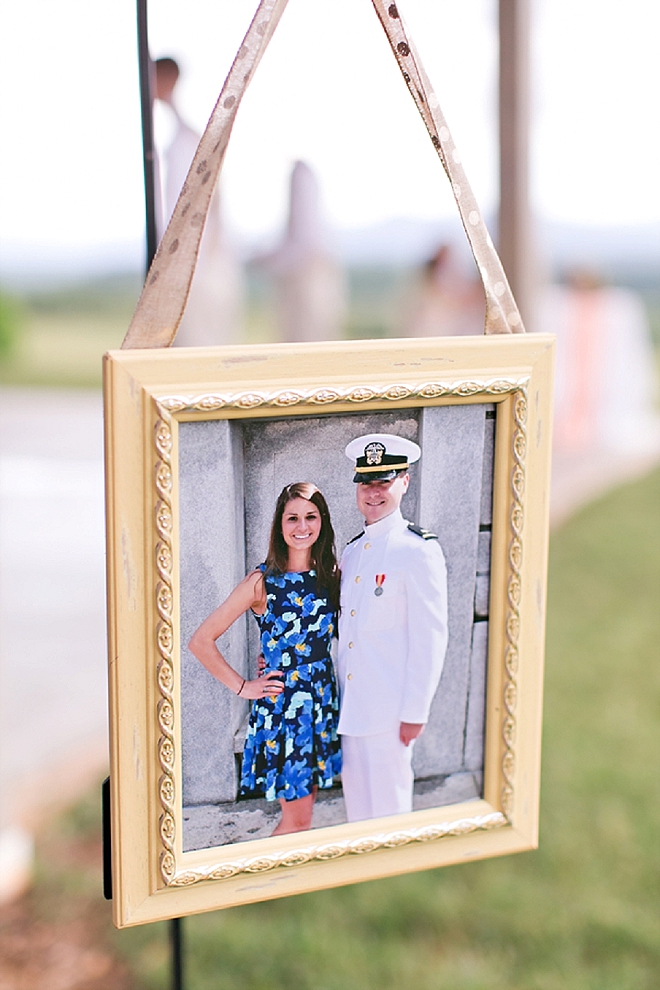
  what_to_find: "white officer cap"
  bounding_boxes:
[345,433,421,483]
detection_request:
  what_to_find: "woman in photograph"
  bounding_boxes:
[188,482,342,835]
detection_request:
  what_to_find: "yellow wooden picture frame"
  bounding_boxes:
[104,333,554,928]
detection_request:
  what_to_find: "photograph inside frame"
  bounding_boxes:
[179,401,495,852]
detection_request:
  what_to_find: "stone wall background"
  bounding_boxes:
[179,404,494,812]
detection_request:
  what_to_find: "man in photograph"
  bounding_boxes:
[338,433,449,822]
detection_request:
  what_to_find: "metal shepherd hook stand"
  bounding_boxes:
[137,0,186,981]
[103,4,185,989]
[136,0,159,273]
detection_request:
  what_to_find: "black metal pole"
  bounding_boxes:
[136,0,158,272]
[170,917,184,990]
[137,3,183,982]
[102,777,113,900]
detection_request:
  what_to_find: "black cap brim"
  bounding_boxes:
[353,469,399,484]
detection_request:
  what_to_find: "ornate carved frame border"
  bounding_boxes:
[151,375,528,888]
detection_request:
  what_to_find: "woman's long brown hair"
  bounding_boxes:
[265,483,340,612]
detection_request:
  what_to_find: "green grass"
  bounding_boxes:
[1,272,657,387]
[0,266,415,388]
[103,468,660,989]
[0,312,129,388]
[0,279,283,388]
[0,278,137,388]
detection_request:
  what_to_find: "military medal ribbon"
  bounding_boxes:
[374,574,386,597]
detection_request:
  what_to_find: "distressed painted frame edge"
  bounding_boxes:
[104,334,554,927]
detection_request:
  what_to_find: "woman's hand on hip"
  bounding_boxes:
[242,670,284,700]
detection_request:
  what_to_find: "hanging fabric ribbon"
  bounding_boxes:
[122,0,524,350]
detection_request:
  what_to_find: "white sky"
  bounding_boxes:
[0,0,658,255]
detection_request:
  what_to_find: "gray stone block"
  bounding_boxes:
[179,419,248,805]
[182,770,485,851]
[474,574,490,618]
[414,403,487,777]
[477,530,491,574]
[183,787,347,851]
[464,621,488,771]
[413,771,482,811]
[480,413,495,526]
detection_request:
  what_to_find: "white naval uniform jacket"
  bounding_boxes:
[337,508,448,737]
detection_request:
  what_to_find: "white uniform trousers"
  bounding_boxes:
[341,730,414,822]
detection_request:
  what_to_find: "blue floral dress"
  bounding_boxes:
[239,566,342,802]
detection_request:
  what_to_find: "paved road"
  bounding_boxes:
[0,387,108,829]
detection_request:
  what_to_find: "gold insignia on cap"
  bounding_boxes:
[365,442,385,465]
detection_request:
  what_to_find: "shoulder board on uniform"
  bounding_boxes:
[346,532,364,546]
[408,523,438,541]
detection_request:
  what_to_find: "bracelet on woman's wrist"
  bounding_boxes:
[236,678,246,697]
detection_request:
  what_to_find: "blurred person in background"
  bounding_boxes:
[402,243,484,337]
[154,56,244,347]
[537,269,660,458]
[256,160,347,343]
